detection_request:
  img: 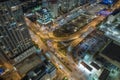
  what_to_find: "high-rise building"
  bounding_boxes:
[0,0,36,65]
[48,0,58,18]
[21,0,42,12]
[59,0,70,13]
[79,0,88,5]
[59,0,80,13]
[42,0,49,8]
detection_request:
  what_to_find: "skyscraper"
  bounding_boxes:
[48,0,58,18]
[0,0,36,65]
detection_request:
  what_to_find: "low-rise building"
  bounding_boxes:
[22,60,56,80]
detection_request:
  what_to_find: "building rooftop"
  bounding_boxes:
[0,0,8,2]
[22,60,56,80]
[102,42,120,62]
[99,68,110,80]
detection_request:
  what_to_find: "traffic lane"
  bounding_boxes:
[29,30,48,52]
[26,15,106,43]
[47,52,74,80]
[54,42,86,78]
[50,42,86,80]
[59,54,86,80]
[53,47,86,80]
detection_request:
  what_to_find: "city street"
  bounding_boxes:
[25,1,120,80]
[1,0,120,80]
[25,7,107,80]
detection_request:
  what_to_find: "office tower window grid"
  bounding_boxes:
[0,0,36,64]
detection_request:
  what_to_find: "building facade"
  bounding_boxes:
[0,0,36,65]
[48,0,58,18]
